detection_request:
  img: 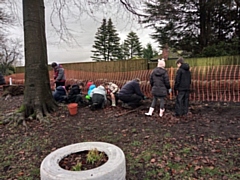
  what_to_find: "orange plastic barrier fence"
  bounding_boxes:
[3,65,240,102]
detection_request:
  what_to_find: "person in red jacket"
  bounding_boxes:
[86,80,93,91]
[51,62,66,88]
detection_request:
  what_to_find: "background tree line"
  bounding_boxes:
[0,1,22,75]
[142,0,240,57]
[91,18,158,61]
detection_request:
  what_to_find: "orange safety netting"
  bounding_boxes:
[3,65,240,102]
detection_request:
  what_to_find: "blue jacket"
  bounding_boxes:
[88,84,96,96]
[53,86,66,102]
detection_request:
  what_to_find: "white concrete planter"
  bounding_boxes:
[40,142,126,180]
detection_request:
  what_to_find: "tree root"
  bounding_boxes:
[0,112,27,129]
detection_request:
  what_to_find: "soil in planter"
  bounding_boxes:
[59,150,108,171]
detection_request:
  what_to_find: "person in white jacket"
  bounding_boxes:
[105,82,119,107]
[90,84,107,110]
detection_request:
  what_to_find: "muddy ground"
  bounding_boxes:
[0,95,240,180]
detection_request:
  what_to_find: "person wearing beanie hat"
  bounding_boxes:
[174,57,191,117]
[157,59,166,68]
[145,59,171,117]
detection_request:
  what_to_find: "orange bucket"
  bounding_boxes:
[67,103,78,115]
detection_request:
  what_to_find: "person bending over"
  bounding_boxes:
[90,84,107,110]
[118,78,145,109]
[67,82,84,106]
[105,82,119,107]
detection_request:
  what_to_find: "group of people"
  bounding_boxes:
[50,57,191,117]
[145,57,191,117]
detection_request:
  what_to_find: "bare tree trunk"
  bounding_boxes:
[23,0,57,121]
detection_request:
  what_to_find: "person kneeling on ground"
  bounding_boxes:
[118,78,146,109]
[105,82,119,107]
[90,84,107,110]
[53,85,68,103]
[67,82,84,106]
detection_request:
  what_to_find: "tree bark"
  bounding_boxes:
[23,0,57,121]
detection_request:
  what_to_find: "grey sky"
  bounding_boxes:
[8,1,159,65]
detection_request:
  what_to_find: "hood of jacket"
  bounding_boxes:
[89,84,96,91]
[97,85,105,91]
[153,67,166,76]
[180,63,190,71]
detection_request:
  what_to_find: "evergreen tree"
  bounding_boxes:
[117,43,125,60]
[91,18,121,61]
[143,43,158,60]
[124,31,142,59]
[143,0,240,56]
[91,18,108,61]
[106,18,121,61]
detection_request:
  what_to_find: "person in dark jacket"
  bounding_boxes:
[145,59,171,117]
[174,57,191,116]
[67,82,84,106]
[51,62,66,88]
[0,72,6,85]
[118,78,145,109]
[53,85,67,102]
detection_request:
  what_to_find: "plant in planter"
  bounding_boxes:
[72,162,82,171]
[86,148,104,164]
[40,142,126,180]
[59,148,108,171]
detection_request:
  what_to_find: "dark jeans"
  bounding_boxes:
[175,90,190,115]
[151,96,165,109]
[68,94,83,105]
[92,94,105,109]
[118,94,142,107]
[75,94,83,104]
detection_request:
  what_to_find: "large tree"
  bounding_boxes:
[106,18,121,61]
[91,18,121,61]
[22,0,57,121]
[142,43,158,60]
[143,0,240,56]
[123,31,142,59]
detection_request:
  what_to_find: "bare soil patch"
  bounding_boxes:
[0,95,240,179]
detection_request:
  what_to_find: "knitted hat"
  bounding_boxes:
[157,59,165,68]
[176,57,184,64]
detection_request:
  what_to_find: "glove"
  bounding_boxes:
[168,89,172,94]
